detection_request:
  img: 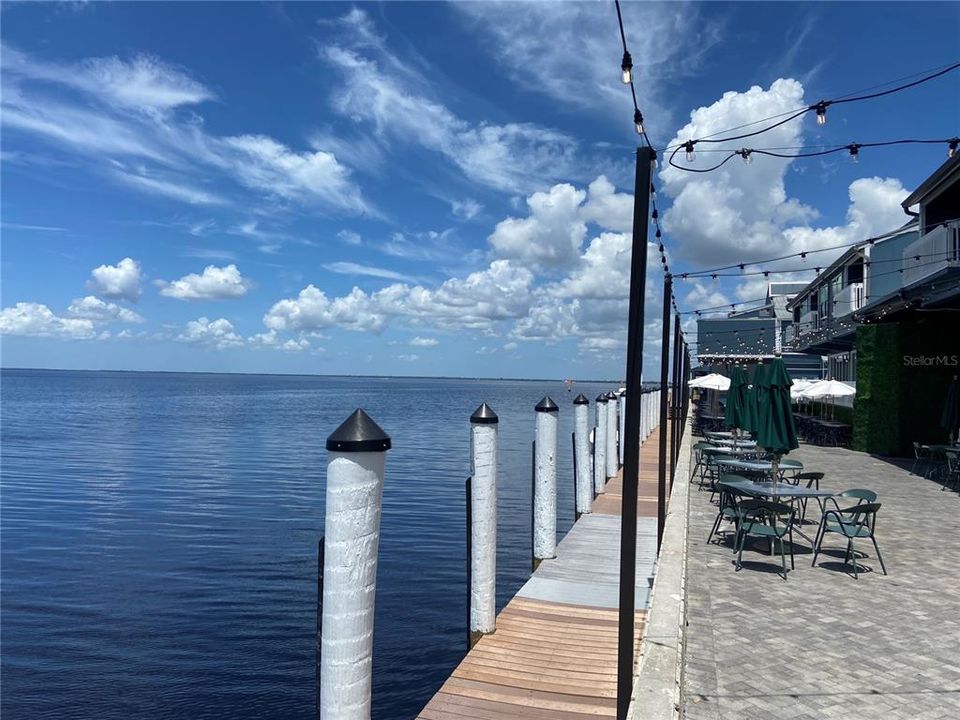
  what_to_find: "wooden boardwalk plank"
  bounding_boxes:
[415,420,672,719]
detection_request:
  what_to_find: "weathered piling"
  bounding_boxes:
[573,394,592,517]
[320,409,391,720]
[594,393,608,494]
[605,391,619,479]
[469,403,498,647]
[533,396,559,568]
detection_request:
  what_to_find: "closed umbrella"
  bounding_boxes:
[942,375,960,443]
[742,363,766,436]
[724,366,748,441]
[755,358,799,479]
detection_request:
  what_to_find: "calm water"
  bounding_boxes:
[1,369,620,719]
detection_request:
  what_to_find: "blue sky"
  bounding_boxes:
[2,2,957,379]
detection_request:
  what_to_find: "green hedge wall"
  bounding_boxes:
[853,324,901,455]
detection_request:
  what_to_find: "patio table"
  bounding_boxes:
[721,479,834,544]
[714,458,803,478]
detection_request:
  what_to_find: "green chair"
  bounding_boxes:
[911,442,931,477]
[793,471,825,521]
[692,442,716,485]
[735,500,796,580]
[811,502,887,579]
[707,476,753,545]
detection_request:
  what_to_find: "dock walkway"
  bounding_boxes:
[417,423,673,719]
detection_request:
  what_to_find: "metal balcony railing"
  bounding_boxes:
[902,220,960,287]
[834,282,865,317]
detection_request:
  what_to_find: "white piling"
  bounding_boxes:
[605,392,619,479]
[469,403,498,646]
[533,396,559,567]
[594,393,608,494]
[573,394,592,516]
[320,409,391,720]
[618,391,626,465]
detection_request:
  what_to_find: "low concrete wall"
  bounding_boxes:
[628,408,692,720]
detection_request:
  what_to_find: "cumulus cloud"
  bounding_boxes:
[489,184,587,269]
[397,354,419,362]
[249,329,311,352]
[263,259,535,336]
[89,257,142,302]
[158,264,251,300]
[67,296,145,323]
[451,198,482,220]
[177,317,243,349]
[337,229,362,245]
[0,302,97,339]
[409,336,438,347]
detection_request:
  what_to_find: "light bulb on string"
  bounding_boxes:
[621,51,633,85]
[950,138,959,158]
[650,149,658,170]
[633,108,644,135]
[739,149,752,165]
[684,141,696,163]
[815,102,828,126]
[848,144,860,163]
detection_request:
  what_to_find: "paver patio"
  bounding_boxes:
[681,443,960,720]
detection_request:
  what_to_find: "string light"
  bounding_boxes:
[684,140,696,163]
[849,143,860,163]
[739,148,752,164]
[634,108,644,135]
[621,50,633,84]
[950,138,959,158]
[815,101,829,125]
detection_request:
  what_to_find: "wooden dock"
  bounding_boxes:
[417,422,672,719]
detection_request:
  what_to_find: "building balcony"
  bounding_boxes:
[902,220,960,287]
[797,309,819,336]
[834,282,865,317]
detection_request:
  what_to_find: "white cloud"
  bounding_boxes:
[320,11,580,195]
[177,317,243,349]
[451,198,482,220]
[580,176,634,233]
[397,354,419,362]
[3,45,214,112]
[114,170,227,206]
[337,229,362,245]
[489,184,587,269]
[248,329,311,352]
[452,2,717,132]
[221,134,372,214]
[409,336,438,347]
[89,257,142,302]
[322,262,417,283]
[159,264,251,300]
[0,302,96,339]
[263,286,387,334]
[67,296,145,323]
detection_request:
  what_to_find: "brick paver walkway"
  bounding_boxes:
[681,444,960,720]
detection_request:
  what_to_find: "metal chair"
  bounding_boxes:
[735,500,796,580]
[942,450,959,491]
[911,442,931,477]
[792,471,825,522]
[811,502,887,579]
[707,476,753,546]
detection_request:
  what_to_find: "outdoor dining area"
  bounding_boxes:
[690,360,885,580]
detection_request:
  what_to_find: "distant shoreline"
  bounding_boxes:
[1,366,627,384]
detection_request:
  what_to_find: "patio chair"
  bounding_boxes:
[692,442,716,484]
[911,442,931,477]
[811,502,887,579]
[942,450,959,492]
[707,476,754,546]
[735,500,796,580]
[793,471,825,522]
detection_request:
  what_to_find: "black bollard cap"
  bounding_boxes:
[326,409,392,452]
[470,402,499,424]
[596,393,608,403]
[535,396,559,412]
[606,392,619,400]
[573,393,590,405]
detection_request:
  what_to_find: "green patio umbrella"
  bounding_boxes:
[942,375,960,443]
[724,366,749,440]
[755,357,799,479]
[741,363,766,436]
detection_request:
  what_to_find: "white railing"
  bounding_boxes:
[798,309,818,336]
[834,282,865,317]
[902,220,960,287]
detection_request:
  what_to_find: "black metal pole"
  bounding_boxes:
[315,536,325,720]
[616,145,652,720]
[530,440,536,573]
[465,476,472,650]
[670,312,681,489]
[657,274,672,552]
[682,346,690,435]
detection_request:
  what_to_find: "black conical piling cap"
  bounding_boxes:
[596,393,608,403]
[535,396,559,412]
[326,408,392,452]
[471,402,499,424]
[573,393,590,405]
[607,392,619,400]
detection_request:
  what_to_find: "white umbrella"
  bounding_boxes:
[789,378,816,400]
[688,373,730,391]
[797,380,855,399]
